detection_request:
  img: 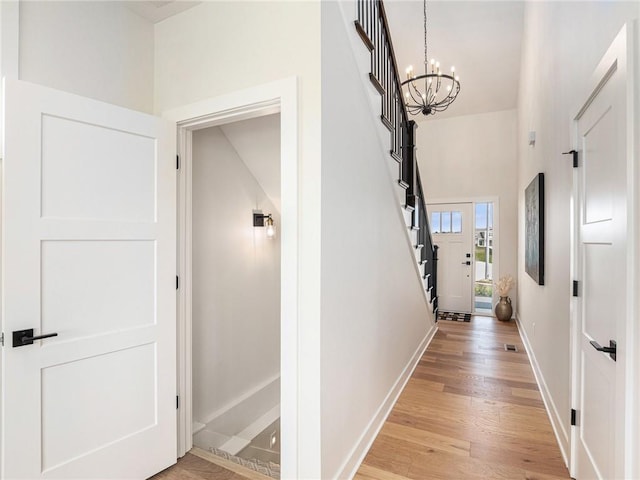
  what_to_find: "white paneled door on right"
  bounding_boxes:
[427,202,473,313]
[572,26,630,480]
[1,80,176,479]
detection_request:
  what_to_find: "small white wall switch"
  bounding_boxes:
[528,131,536,146]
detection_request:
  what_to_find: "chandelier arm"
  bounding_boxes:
[408,81,424,105]
[404,83,423,110]
[401,70,460,116]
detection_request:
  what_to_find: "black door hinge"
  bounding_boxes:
[176,275,179,290]
[573,280,579,297]
[562,150,578,168]
[571,408,577,426]
[176,395,179,409]
[0,332,4,346]
[176,155,180,170]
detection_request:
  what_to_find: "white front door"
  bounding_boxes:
[427,202,473,313]
[1,80,177,479]
[571,26,630,480]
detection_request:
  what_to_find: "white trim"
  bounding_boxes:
[163,77,299,480]
[624,20,638,480]
[0,0,19,160]
[515,314,570,467]
[0,0,19,80]
[426,196,501,316]
[337,323,438,480]
[196,374,280,429]
[568,22,638,479]
[627,19,640,478]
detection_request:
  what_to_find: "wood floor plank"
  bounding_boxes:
[356,316,570,480]
[379,422,471,457]
[149,450,270,480]
[354,464,412,480]
[150,452,255,480]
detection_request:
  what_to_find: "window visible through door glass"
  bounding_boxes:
[452,211,462,233]
[431,212,441,233]
[441,212,451,232]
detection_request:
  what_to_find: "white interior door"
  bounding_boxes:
[1,79,176,479]
[572,26,629,480]
[427,202,473,313]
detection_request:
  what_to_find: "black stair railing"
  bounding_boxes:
[354,0,438,314]
[416,169,439,315]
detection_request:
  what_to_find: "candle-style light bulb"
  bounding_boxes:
[406,65,414,80]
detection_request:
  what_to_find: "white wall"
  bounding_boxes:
[154,4,322,476]
[18,1,155,113]
[416,109,518,313]
[517,0,640,462]
[191,126,280,433]
[321,3,436,478]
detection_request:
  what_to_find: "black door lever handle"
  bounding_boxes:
[12,329,58,347]
[590,339,616,361]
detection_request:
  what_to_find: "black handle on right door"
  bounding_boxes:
[12,329,58,348]
[589,339,616,362]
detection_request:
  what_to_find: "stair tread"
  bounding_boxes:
[354,20,374,51]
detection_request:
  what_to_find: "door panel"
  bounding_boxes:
[41,344,156,471]
[583,106,615,224]
[41,114,156,222]
[41,240,156,339]
[583,244,614,345]
[442,241,464,297]
[580,348,614,477]
[1,79,176,479]
[428,202,473,313]
[573,26,628,479]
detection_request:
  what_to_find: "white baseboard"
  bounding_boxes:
[197,374,280,437]
[336,322,438,480]
[515,314,570,468]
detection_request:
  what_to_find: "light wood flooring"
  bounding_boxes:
[354,316,570,480]
[152,316,570,480]
[150,448,263,480]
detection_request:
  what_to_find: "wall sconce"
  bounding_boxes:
[253,212,276,239]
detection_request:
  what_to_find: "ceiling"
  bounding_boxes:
[220,114,282,213]
[127,0,523,122]
[125,1,200,23]
[384,0,525,121]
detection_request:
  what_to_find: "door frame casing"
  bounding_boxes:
[568,22,639,479]
[162,77,299,479]
[426,196,501,315]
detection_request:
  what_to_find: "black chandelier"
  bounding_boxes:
[400,0,460,116]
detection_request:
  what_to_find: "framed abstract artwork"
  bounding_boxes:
[525,173,544,285]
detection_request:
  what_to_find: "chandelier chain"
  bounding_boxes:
[423,0,428,70]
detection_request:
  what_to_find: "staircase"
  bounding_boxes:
[353,0,439,316]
